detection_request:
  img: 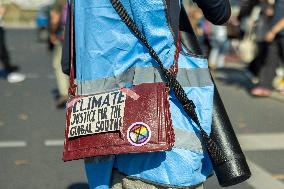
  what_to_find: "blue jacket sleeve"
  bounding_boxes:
[193,0,231,25]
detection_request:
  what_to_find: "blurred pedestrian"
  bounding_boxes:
[208,24,229,69]
[49,0,69,108]
[197,17,212,56]
[265,17,284,94]
[246,0,274,82]
[251,0,284,96]
[237,0,259,38]
[188,6,212,56]
[0,3,25,83]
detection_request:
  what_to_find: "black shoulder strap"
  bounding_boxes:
[110,0,227,166]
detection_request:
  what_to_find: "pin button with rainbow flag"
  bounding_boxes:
[127,122,152,146]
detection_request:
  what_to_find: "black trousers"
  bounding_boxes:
[0,27,12,73]
[257,36,284,88]
[276,36,284,64]
[248,41,270,77]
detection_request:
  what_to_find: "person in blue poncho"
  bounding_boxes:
[62,0,231,188]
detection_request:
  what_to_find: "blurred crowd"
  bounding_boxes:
[0,0,68,108]
[188,0,284,97]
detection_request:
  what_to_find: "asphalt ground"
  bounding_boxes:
[0,29,283,189]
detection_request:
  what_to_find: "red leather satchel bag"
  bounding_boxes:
[62,2,178,161]
[63,83,175,161]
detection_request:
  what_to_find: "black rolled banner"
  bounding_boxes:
[179,4,251,187]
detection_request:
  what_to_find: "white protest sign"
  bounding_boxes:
[68,90,126,138]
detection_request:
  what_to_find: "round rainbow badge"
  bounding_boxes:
[127,122,151,146]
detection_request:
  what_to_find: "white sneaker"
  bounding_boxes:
[7,72,26,83]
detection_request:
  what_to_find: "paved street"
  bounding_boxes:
[0,29,283,189]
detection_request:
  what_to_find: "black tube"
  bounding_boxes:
[179,4,251,187]
[211,88,251,187]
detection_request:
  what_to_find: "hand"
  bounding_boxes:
[228,17,240,26]
[265,31,276,42]
[49,33,57,45]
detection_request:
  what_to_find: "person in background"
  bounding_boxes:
[0,3,25,83]
[264,15,284,94]
[193,8,212,56]
[246,0,274,83]
[208,24,229,69]
[49,0,69,108]
[251,0,284,96]
[237,0,259,38]
[188,6,212,56]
